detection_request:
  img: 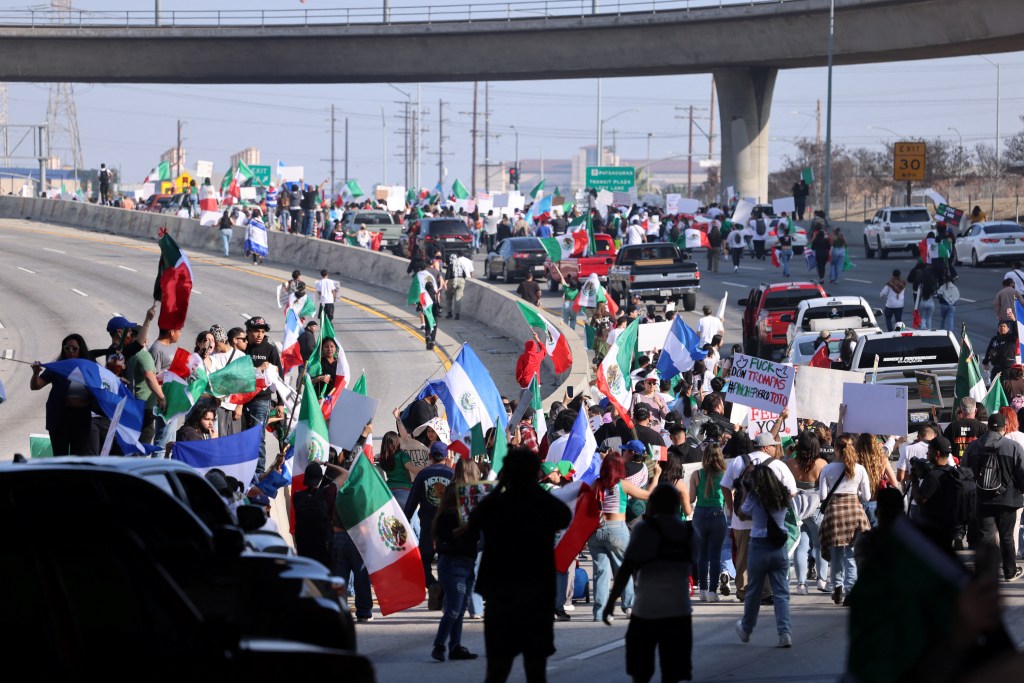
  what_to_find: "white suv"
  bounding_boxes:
[863,206,933,259]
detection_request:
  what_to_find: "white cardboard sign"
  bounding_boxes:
[637,321,673,355]
[771,196,796,216]
[277,165,304,183]
[677,197,701,215]
[666,194,681,213]
[793,365,865,425]
[327,389,381,452]
[841,383,908,436]
[730,401,799,439]
[731,198,754,227]
[195,160,214,180]
[725,353,795,413]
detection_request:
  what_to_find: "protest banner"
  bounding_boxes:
[935,202,964,228]
[666,194,681,213]
[794,365,865,425]
[195,160,213,180]
[915,371,943,408]
[730,391,798,439]
[327,389,380,451]
[637,320,672,355]
[725,353,795,413]
[730,198,755,227]
[676,197,701,215]
[772,196,796,216]
[841,383,909,435]
[277,165,304,183]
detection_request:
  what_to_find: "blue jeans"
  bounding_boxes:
[829,248,845,282]
[434,555,475,650]
[740,537,792,637]
[469,547,484,617]
[220,228,232,256]
[418,516,437,587]
[562,299,577,330]
[154,414,181,451]
[243,397,271,475]
[940,301,956,332]
[333,530,373,618]
[588,521,634,620]
[303,211,314,236]
[791,517,826,586]
[918,297,935,329]
[863,500,878,528]
[779,248,792,277]
[692,506,727,591]
[884,306,904,331]
[829,544,857,591]
[392,488,421,539]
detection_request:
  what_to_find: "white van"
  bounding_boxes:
[863,206,933,259]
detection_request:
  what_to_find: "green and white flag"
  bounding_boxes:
[528,374,547,443]
[346,179,365,198]
[982,372,1009,415]
[161,350,209,420]
[452,179,470,200]
[596,317,641,427]
[530,179,545,199]
[407,272,436,328]
[955,327,987,411]
[291,373,331,464]
[539,232,587,262]
[145,160,171,184]
[207,355,256,397]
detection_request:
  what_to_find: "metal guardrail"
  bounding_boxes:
[0,0,805,28]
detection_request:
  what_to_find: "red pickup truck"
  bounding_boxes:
[545,232,617,292]
[738,281,826,359]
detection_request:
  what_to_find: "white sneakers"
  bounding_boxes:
[735,620,750,643]
[796,584,809,596]
[707,592,720,603]
[778,633,793,648]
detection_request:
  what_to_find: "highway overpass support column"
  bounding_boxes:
[713,66,777,205]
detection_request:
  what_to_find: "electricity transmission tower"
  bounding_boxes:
[44,0,84,173]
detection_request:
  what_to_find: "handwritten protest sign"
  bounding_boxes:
[730,402,798,439]
[794,365,865,425]
[725,353,795,413]
[915,371,943,408]
[841,383,909,435]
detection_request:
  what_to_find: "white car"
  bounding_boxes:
[786,327,881,366]
[784,295,882,346]
[863,206,933,259]
[955,221,1024,267]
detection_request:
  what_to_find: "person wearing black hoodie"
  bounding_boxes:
[983,319,1019,383]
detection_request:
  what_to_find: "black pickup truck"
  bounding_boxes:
[607,242,701,311]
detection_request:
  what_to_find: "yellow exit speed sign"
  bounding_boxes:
[893,141,926,181]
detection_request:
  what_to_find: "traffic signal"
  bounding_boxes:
[509,167,519,189]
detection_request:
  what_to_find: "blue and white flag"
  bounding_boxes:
[171,425,262,486]
[546,407,600,485]
[42,359,155,455]
[655,316,708,380]
[432,344,508,439]
[526,195,553,224]
[244,215,268,258]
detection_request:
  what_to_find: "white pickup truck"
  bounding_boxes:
[847,330,961,430]
[784,296,882,346]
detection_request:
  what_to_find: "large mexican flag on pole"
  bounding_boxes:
[516,301,572,373]
[153,232,193,331]
[596,316,640,428]
[336,454,425,615]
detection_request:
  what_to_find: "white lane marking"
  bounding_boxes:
[240,312,251,319]
[117,265,137,272]
[739,266,765,271]
[3,349,13,359]
[569,639,625,660]
[111,312,121,317]
[16,267,35,274]
[0,320,4,329]
[846,278,872,284]
[193,290,203,295]
[721,281,747,287]
[43,247,65,254]
[960,297,977,303]
[71,288,89,297]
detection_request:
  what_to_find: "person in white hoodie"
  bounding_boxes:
[879,269,907,332]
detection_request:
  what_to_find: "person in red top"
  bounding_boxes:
[517,406,540,454]
[515,331,545,388]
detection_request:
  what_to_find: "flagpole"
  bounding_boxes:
[280,368,307,446]
[396,342,465,408]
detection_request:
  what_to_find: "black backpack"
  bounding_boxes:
[99,169,110,183]
[755,219,767,237]
[732,453,757,521]
[293,486,333,563]
[947,467,979,527]
[976,447,1008,498]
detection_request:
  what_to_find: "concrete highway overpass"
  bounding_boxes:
[0,0,1019,202]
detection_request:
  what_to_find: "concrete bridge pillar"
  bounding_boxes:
[713,67,777,205]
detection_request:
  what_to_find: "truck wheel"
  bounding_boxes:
[486,265,496,281]
[682,293,697,312]
[863,236,875,259]
[878,237,888,260]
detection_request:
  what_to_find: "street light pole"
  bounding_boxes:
[646,133,652,193]
[981,56,1001,217]
[823,0,835,216]
[949,126,962,188]
[596,79,603,166]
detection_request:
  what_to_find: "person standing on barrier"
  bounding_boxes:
[445,251,474,321]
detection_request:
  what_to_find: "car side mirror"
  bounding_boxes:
[779,314,794,323]
[236,504,268,532]
[737,298,748,306]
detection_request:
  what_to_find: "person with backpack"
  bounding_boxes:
[720,424,787,605]
[98,163,112,205]
[818,433,872,606]
[749,212,769,261]
[733,435,798,649]
[602,484,696,682]
[914,435,973,552]
[962,413,1024,581]
[293,461,343,568]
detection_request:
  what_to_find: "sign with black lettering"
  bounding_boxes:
[893,141,926,181]
[725,353,795,413]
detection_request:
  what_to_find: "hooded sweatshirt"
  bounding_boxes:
[881,277,907,308]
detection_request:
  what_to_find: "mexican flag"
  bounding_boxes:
[226,161,254,201]
[530,179,545,199]
[596,317,640,428]
[516,301,572,373]
[553,482,602,573]
[161,349,208,420]
[207,355,256,397]
[573,272,619,316]
[291,373,332,468]
[336,454,426,615]
[153,233,193,331]
[982,372,1009,415]
[954,327,986,411]
[346,179,365,198]
[407,272,435,328]
[528,373,546,443]
[585,214,598,256]
[144,160,171,184]
[684,228,711,250]
[350,371,374,462]
[539,232,588,262]
[198,182,218,212]
[280,308,304,375]
[289,292,318,324]
[451,179,470,200]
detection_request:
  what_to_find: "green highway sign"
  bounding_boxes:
[585,166,636,192]
[250,164,272,187]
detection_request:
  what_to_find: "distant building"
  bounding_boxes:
[230,147,260,168]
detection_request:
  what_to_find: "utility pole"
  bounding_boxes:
[816,98,822,147]
[344,117,349,190]
[708,77,716,160]
[412,105,419,191]
[471,81,478,196]
[175,119,182,180]
[381,107,387,186]
[437,99,447,187]
[688,105,694,196]
[330,105,336,197]
[484,82,490,193]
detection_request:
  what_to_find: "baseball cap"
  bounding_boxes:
[622,439,647,454]
[247,492,272,507]
[245,316,271,331]
[989,413,1007,430]
[927,435,952,457]
[644,370,661,383]
[106,315,139,334]
[429,441,450,460]
[753,433,781,448]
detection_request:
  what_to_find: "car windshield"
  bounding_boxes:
[427,220,470,236]
[855,335,959,370]
[801,304,870,330]
[983,224,1024,235]
[890,209,931,223]
[763,290,822,311]
[508,237,543,250]
[619,245,679,264]
[354,213,394,225]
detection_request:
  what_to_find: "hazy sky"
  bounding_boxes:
[3,0,1023,191]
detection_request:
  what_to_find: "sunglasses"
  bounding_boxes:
[233,337,248,342]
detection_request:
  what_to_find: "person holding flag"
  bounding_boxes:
[983,314,1019,383]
